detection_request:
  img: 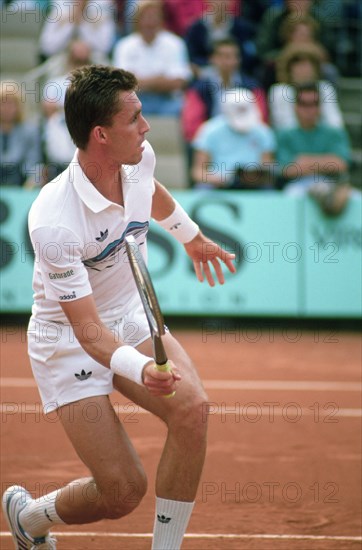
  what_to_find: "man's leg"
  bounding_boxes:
[17,395,147,536]
[113,331,209,549]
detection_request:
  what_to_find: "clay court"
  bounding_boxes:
[1,322,361,550]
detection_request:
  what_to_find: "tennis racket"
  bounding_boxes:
[125,235,175,398]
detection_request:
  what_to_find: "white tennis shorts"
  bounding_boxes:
[27,300,151,413]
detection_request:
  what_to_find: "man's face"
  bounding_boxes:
[0,97,19,124]
[290,23,314,44]
[295,90,320,128]
[290,59,317,84]
[101,90,150,165]
[138,6,162,42]
[212,45,240,74]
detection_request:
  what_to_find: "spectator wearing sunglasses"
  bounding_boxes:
[276,82,353,215]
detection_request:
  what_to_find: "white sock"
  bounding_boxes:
[19,489,65,537]
[152,497,195,550]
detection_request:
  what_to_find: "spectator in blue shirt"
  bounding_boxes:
[192,88,276,189]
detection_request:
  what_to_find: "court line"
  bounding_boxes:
[0,531,361,542]
[1,378,361,391]
[205,381,361,391]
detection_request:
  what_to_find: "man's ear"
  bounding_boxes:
[93,126,107,143]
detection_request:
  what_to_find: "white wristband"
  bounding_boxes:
[110,346,153,386]
[156,201,199,244]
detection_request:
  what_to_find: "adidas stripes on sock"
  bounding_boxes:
[19,489,65,537]
[152,497,195,550]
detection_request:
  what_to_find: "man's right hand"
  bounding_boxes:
[142,361,181,397]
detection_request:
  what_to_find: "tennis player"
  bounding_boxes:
[2,65,236,550]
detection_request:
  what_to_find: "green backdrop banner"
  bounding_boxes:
[0,188,361,317]
[303,196,362,317]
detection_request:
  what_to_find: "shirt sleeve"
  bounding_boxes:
[112,38,132,70]
[165,37,193,81]
[31,225,92,303]
[192,121,213,153]
[328,127,351,163]
[259,125,276,153]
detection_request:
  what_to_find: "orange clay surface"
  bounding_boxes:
[1,324,361,550]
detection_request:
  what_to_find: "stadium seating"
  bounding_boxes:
[0,6,360,190]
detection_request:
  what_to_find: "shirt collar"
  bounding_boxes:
[69,150,115,213]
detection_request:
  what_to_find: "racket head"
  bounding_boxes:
[125,235,165,341]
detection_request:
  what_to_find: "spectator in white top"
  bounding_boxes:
[268,43,344,130]
[112,0,192,116]
[39,0,116,63]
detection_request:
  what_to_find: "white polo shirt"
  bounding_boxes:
[28,140,156,323]
[113,30,192,82]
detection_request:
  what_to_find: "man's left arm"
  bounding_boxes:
[151,180,236,286]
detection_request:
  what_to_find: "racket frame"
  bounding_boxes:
[125,235,169,368]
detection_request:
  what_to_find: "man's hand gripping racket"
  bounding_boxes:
[125,235,177,398]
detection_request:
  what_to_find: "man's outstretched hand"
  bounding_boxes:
[184,232,236,287]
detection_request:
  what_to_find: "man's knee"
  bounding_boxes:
[100,466,148,519]
[170,387,210,436]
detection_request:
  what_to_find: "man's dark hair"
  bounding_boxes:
[64,65,138,150]
[211,38,241,56]
[295,82,320,104]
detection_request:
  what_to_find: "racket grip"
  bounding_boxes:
[155,361,176,398]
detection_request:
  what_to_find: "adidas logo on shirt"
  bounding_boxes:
[96,229,109,242]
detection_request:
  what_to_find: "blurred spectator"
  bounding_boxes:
[163,0,205,37]
[40,40,90,182]
[191,89,275,189]
[182,38,268,144]
[41,39,94,113]
[280,14,338,85]
[39,0,116,64]
[40,109,76,183]
[163,0,239,38]
[185,0,258,77]
[182,38,268,185]
[256,0,334,88]
[256,0,330,56]
[112,0,192,116]
[262,13,339,88]
[112,0,143,37]
[268,43,344,130]
[277,83,353,215]
[0,81,42,188]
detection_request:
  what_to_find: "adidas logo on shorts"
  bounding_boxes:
[74,370,92,381]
